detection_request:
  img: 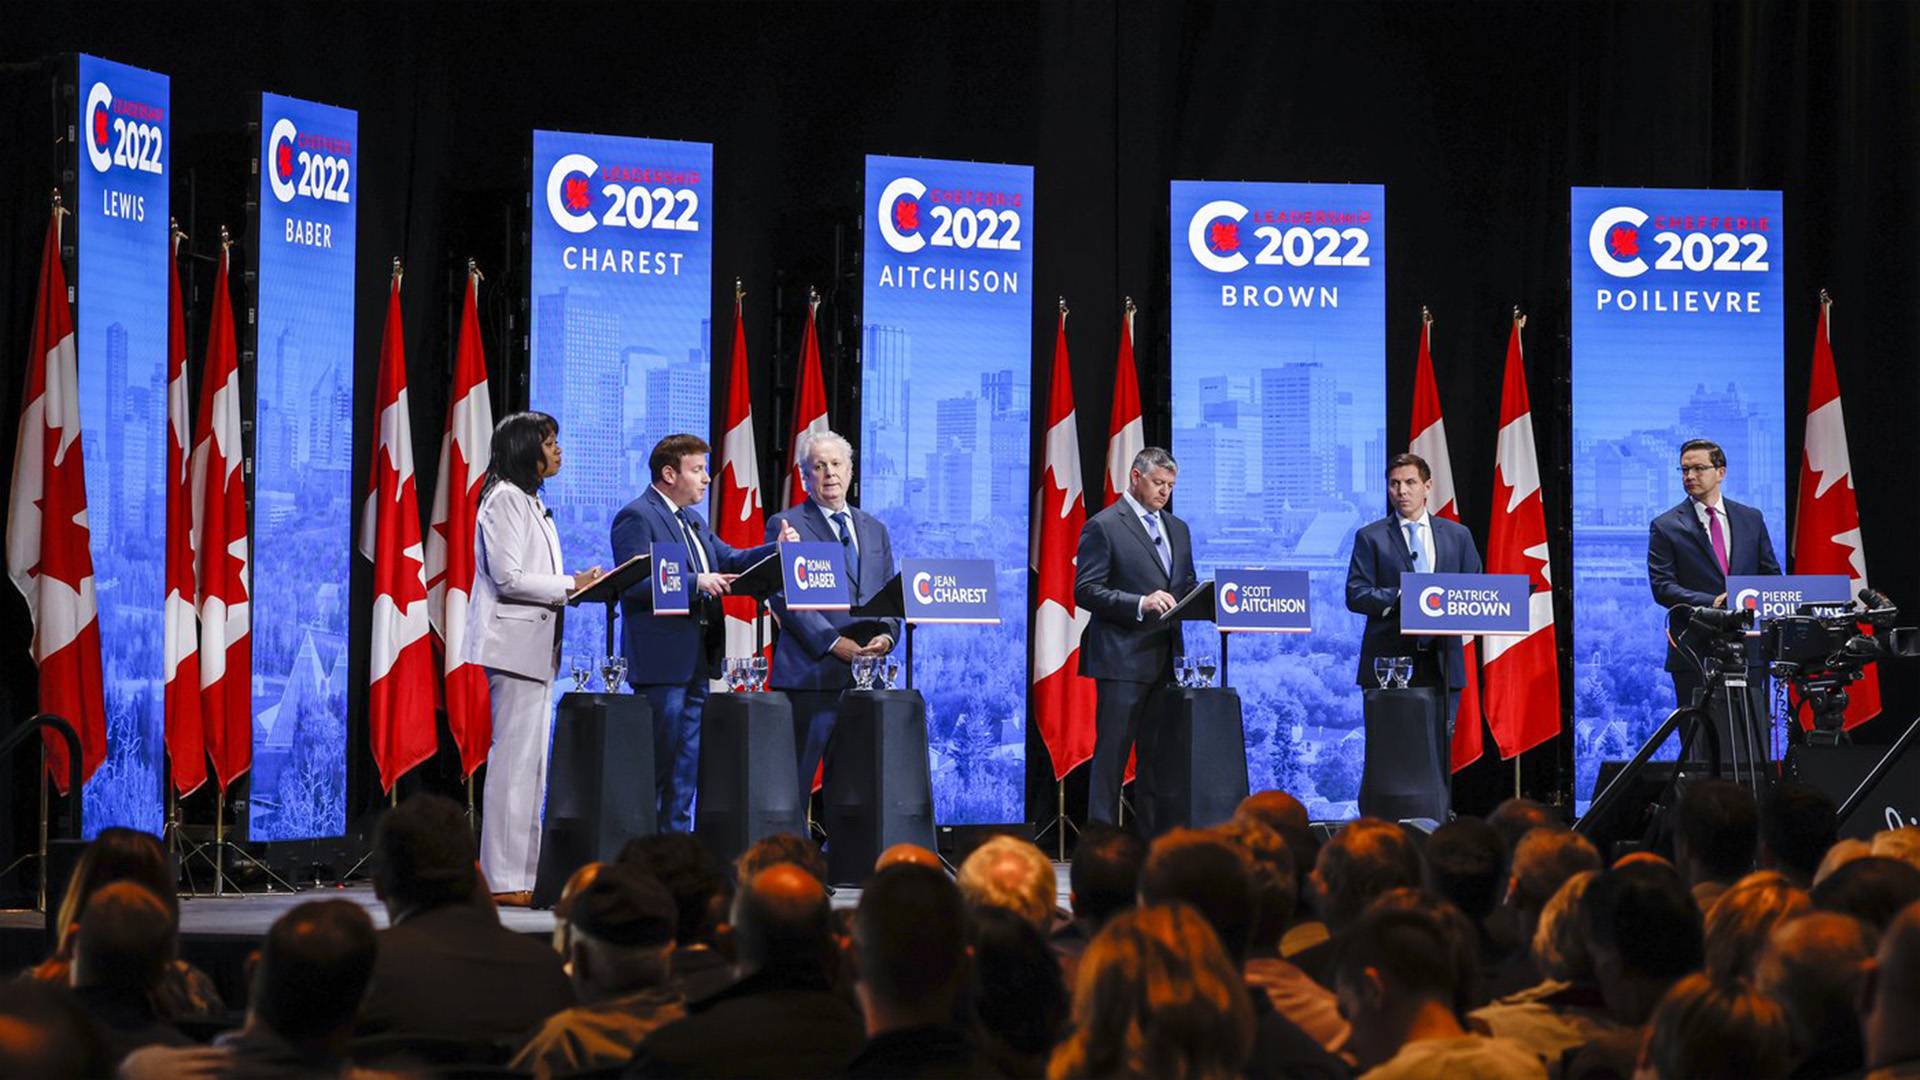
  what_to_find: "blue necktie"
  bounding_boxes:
[1405,521,1424,571]
[677,509,709,574]
[1145,512,1171,577]
[833,511,860,582]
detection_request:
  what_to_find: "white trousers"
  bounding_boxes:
[480,669,554,893]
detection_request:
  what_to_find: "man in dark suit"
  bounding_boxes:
[1345,453,1483,712]
[359,795,574,1047]
[612,434,797,833]
[1647,438,1780,769]
[763,430,900,798]
[1074,447,1200,835]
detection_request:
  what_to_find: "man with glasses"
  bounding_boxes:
[1647,438,1780,772]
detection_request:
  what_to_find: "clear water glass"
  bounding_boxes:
[1389,657,1414,689]
[723,658,748,693]
[881,658,901,690]
[1195,655,1217,688]
[570,657,592,693]
[852,656,877,690]
[1373,657,1393,690]
[750,655,769,692]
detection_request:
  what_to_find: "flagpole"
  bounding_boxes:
[38,744,49,912]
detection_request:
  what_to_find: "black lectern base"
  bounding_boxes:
[823,689,936,885]
[695,691,806,869]
[532,692,657,908]
[1145,687,1249,835]
[1359,686,1448,823]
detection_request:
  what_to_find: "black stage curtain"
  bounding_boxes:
[1,3,1915,867]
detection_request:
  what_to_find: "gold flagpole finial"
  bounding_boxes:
[171,218,186,247]
[391,256,403,285]
[1421,305,1433,325]
[1819,288,1831,306]
[467,257,483,283]
[51,187,64,214]
[1124,296,1136,315]
[734,277,745,304]
[1058,296,1068,317]
[808,285,820,310]
[219,224,232,250]
[1512,305,1526,329]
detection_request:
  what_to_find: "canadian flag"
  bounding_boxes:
[424,265,494,776]
[1480,312,1561,758]
[717,288,769,669]
[1409,311,1485,772]
[1032,303,1099,778]
[191,239,252,790]
[163,225,205,796]
[360,265,435,791]
[1791,292,1880,730]
[784,291,829,511]
[6,201,107,794]
[1103,300,1144,508]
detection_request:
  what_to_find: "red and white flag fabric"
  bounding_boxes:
[424,265,494,776]
[360,264,435,792]
[6,201,107,794]
[1032,304,1100,779]
[1792,292,1880,730]
[1103,299,1144,508]
[717,288,770,669]
[190,238,252,791]
[1480,312,1561,759]
[1409,310,1485,773]
[163,225,205,796]
[784,291,829,511]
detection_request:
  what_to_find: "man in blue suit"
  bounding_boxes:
[1345,453,1483,714]
[1074,447,1200,835]
[764,430,899,798]
[613,433,798,832]
[1648,438,1780,768]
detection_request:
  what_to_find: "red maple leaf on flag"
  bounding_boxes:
[93,110,108,147]
[1209,220,1240,253]
[277,142,293,180]
[894,199,919,233]
[564,177,591,211]
[1608,225,1640,259]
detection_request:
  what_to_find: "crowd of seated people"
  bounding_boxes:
[9,779,1920,1079]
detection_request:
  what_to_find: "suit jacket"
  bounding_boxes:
[763,500,901,691]
[625,965,866,1079]
[359,902,576,1045]
[1073,498,1200,683]
[466,482,571,681]
[1345,513,1483,689]
[613,487,778,686]
[1647,496,1780,672]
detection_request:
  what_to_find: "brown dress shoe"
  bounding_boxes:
[492,890,533,908]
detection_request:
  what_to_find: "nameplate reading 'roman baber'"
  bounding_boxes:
[780,541,851,612]
[1399,573,1531,636]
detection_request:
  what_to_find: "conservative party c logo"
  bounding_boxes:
[876,174,1024,256]
[1219,581,1241,615]
[1188,199,1250,273]
[85,81,163,176]
[912,571,934,604]
[1735,588,1762,612]
[1419,585,1447,616]
[792,556,811,589]
[1588,206,1650,278]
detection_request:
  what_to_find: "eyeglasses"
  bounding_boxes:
[1678,464,1721,476]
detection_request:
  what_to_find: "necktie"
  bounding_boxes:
[677,509,710,574]
[1144,512,1171,577]
[1706,505,1729,575]
[833,511,860,582]
[1405,521,1424,571]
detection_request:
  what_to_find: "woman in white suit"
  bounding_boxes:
[466,412,602,905]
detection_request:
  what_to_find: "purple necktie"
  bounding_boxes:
[1706,505,1729,575]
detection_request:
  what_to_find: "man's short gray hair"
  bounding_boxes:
[1131,447,1177,475]
[799,429,854,467]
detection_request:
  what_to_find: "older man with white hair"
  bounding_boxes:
[765,430,901,796]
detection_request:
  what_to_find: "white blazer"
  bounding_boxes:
[465,481,572,681]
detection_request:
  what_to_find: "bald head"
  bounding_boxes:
[732,863,833,975]
[876,844,944,873]
[1237,791,1308,833]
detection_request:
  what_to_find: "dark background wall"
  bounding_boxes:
[3,1,1917,864]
